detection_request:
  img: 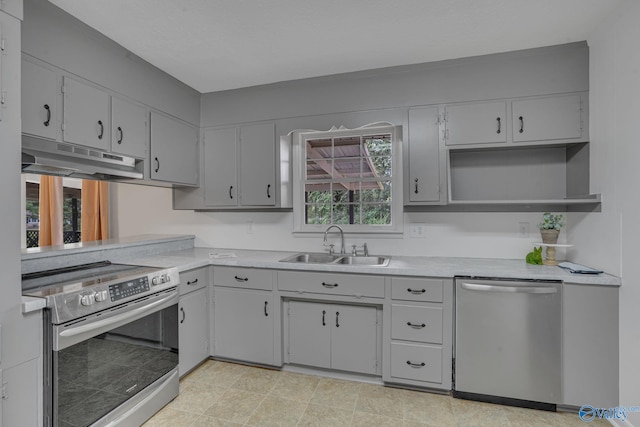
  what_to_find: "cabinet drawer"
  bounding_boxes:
[391,304,443,344]
[390,342,442,384]
[213,266,273,290]
[179,267,208,295]
[278,271,385,298]
[391,278,443,302]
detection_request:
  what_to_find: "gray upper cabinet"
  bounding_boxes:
[406,107,445,204]
[111,97,148,159]
[512,94,584,143]
[239,123,276,206]
[444,101,507,146]
[204,127,238,207]
[62,77,110,151]
[202,122,279,208]
[0,0,22,20]
[150,111,199,186]
[21,58,59,141]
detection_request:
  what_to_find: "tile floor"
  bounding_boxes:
[143,360,608,427]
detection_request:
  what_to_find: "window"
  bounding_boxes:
[293,124,403,233]
[24,174,83,248]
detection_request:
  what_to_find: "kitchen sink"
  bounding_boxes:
[332,256,390,266]
[279,253,390,267]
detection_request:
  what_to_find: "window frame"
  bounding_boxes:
[292,123,404,234]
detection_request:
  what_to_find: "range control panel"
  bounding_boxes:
[109,277,150,301]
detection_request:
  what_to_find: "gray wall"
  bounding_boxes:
[22,0,200,126]
[201,42,588,129]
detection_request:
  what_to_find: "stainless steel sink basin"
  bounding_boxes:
[279,253,390,267]
[280,253,342,264]
[332,256,390,266]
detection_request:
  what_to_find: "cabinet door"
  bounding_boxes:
[213,287,274,365]
[111,97,148,159]
[62,77,110,151]
[408,107,442,203]
[445,101,507,146]
[239,123,276,206]
[512,95,583,142]
[204,128,238,206]
[179,288,209,377]
[2,359,40,427]
[331,305,378,375]
[288,301,331,369]
[150,112,198,185]
[22,59,59,140]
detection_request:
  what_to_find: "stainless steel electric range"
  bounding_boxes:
[22,261,180,427]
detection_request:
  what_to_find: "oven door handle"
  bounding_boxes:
[59,292,178,338]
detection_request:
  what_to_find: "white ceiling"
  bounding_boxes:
[48,0,621,94]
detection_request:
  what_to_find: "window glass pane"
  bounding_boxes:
[360,181,391,203]
[333,157,362,179]
[306,160,331,180]
[305,204,331,224]
[361,203,391,225]
[333,136,361,159]
[365,156,392,178]
[306,138,332,160]
[364,135,392,157]
[305,185,331,204]
[332,204,358,225]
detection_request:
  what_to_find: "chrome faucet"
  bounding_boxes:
[323,225,345,255]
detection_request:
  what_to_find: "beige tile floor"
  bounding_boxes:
[143,360,608,427]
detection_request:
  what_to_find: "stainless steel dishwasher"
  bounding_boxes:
[454,277,561,410]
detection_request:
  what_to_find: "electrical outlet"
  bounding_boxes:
[409,223,427,238]
[246,221,254,234]
[518,222,529,238]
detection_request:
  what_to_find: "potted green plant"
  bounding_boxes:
[538,212,564,245]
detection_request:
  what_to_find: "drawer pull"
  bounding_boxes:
[186,278,199,285]
[407,288,426,294]
[406,361,426,368]
[43,104,51,127]
[322,282,339,288]
[264,301,269,317]
[336,311,340,327]
[322,310,326,326]
[407,322,426,329]
[234,275,249,282]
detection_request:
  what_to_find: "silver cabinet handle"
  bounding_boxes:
[154,157,160,173]
[229,185,234,199]
[460,282,557,294]
[407,288,426,294]
[180,307,186,324]
[117,126,124,144]
[496,117,501,134]
[406,361,426,367]
[414,178,419,194]
[267,184,271,198]
[322,310,326,326]
[322,282,338,288]
[407,322,426,329]
[336,311,340,328]
[519,116,524,133]
[97,120,104,139]
[186,278,198,286]
[264,301,269,317]
[234,275,248,282]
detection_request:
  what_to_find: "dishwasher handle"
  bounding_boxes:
[460,282,558,294]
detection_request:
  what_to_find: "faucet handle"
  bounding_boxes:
[327,244,335,255]
[352,244,358,256]
[363,242,369,256]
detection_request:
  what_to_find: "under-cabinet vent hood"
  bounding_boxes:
[21,136,144,181]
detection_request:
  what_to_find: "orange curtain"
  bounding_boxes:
[81,180,109,242]
[39,176,64,246]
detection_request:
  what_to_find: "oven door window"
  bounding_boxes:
[54,304,178,427]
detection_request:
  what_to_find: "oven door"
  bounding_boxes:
[50,289,179,427]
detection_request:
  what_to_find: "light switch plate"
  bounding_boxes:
[409,223,427,238]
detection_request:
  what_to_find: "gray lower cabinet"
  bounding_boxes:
[406,107,444,204]
[384,277,452,390]
[213,286,275,365]
[1,359,39,427]
[62,76,110,151]
[562,283,619,408]
[150,111,199,186]
[288,301,378,375]
[178,267,209,377]
[22,57,59,141]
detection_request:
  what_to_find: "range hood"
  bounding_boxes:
[22,136,144,181]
